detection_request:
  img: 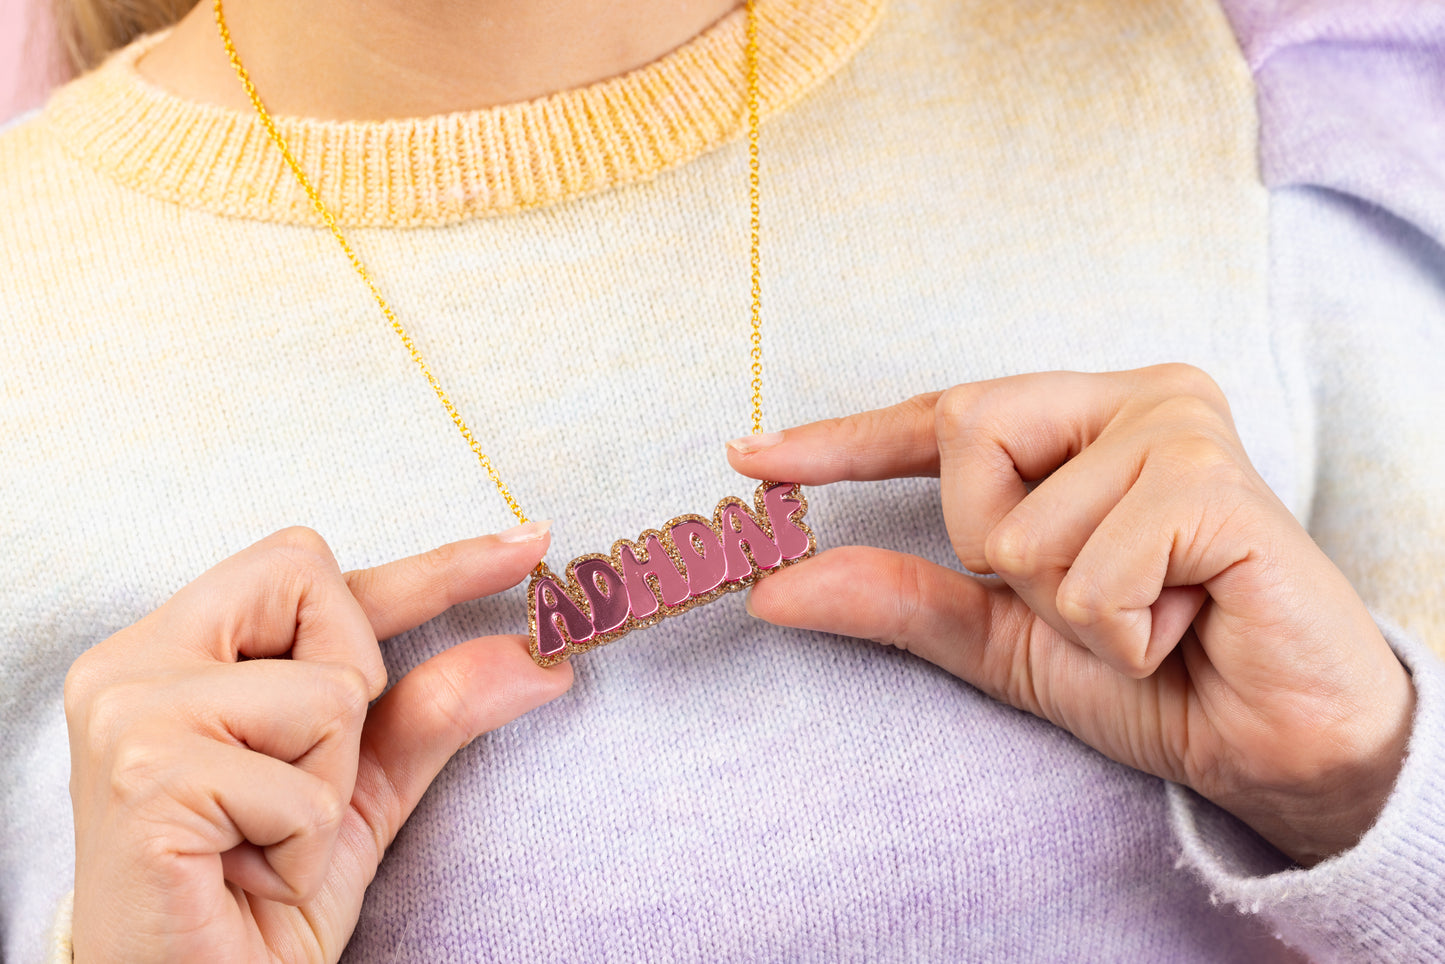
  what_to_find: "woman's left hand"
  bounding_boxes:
[727,364,1414,866]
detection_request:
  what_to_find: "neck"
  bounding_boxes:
[140,0,739,120]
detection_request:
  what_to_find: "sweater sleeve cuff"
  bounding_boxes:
[1168,620,1445,962]
[46,890,74,964]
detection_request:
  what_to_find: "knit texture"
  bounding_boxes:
[3,0,1442,960]
[1217,0,1445,654]
[41,0,881,226]
[1221,0,1445,237]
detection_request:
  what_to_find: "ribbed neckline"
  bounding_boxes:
[42,0,883,227]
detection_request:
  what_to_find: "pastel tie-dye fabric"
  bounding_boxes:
[2,1,1441,961]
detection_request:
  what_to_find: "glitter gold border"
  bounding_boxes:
[527,481,817,666]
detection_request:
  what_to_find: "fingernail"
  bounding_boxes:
[499,519,552,543]
[743,589,758,617]
[727,431,785,455]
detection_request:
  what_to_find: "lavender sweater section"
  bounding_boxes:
[1222,0,1445,233]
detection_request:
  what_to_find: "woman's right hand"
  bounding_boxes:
[64,524,571,963]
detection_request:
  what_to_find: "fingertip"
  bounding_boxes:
[473,634,574,722]
[725,444,773,482]
[495,631,574,698]
[743,582,789,625]
[485,525,553,578]
[496,519,553,545]
[441,524,553,591]
[726,431,786,458]
[726,430,814,484]
[533,658,575,704]
[1064,586,1205,680]
[220,842,317,906]
[343,657,387,706]
[439,521,552,569]
[1142,586,1207,673]
[744,550,847,629]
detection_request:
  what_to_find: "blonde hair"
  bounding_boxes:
[53,0,200,72]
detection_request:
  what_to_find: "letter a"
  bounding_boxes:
[534,576,594,656]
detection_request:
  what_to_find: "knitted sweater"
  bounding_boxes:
[3,0,1444,960]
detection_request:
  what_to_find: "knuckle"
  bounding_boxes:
[274,782,348,903]
[838,392,943,454]
[1157,431,1243,486]
[401,542,461,610]
[830,413,868,454]
[319,664,373,728]
[1149,363,1231,413]
[353,745,405,864]
[983,515,1044,580]
[1002,615,1050,716]
[1153,393,1230,435]
[108,739,168,807]
[934,382,986,430]
[129,821,182,870]
[265,527,338,577]
[884,554,928,649]
[1055,574,1109,630]
[935,383,1007,469]
[421,539,463,580]
[270,525,332,556]
[898,391,943,427]
[63,648,105,721]
[417,665,479,749]
[307,781,348,835]
[78,681,147,755]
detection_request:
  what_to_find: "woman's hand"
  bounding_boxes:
[728,364,1414,866]
[65,523,571,963]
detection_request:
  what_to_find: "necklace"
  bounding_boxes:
[214,0,815,666]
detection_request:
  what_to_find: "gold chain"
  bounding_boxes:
[744,0,763,435]
[213,0,766,522]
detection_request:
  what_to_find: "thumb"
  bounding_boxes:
[348,634,572,866]
[748,546,1052,718]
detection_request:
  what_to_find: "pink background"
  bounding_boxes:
[1,0,68,123]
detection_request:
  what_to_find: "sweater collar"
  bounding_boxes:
[43,0,883,227]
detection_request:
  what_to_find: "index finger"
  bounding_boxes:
[725,391,943,483]
[343,521,552,641]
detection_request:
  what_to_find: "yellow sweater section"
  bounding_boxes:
[38,0,881,225]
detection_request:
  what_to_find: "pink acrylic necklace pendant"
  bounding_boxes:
[527,481,816,665]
